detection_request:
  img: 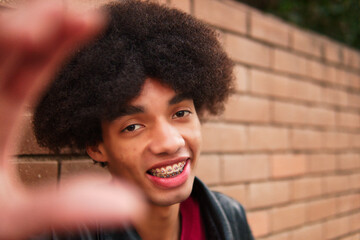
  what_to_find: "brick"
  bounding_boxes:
[210,184,247,206]
[324,216,350,239]
[250,70,289,98]
[291,177,322,200]
[272,101,309,125]
[308,153,336,174]
[354,193,360,209]
[324,39,342,64]
[347,71,360,89]
[335,69,352,87]
[247,181,290,209]
[225,34,272,68]
[271,154,307,179]
[196,154,221,185]
[273,102,335,127]
[343,47,360,70]
[233,65,248,93]
[223,95,271,123]
[349,133,360,148]
[250,12,289,47]
[307,198,337,222]
[150,0,167,4]
[341,233,360,240]
[306,59,325,81]
[350,212,360,232]
[274,49,307,76]
[323,65,337,84]
[16,113,49,155]
[290,128,323,150]
[260,232,290,240]
[336,194,360,214]
[201,123,246,153]
[337,111,360,129]
[60,159,110,180]
[337,153,360,171]
[16,160,58,186]
[343,47,353,68]
[323,131,350,150]
[290,224,323,240]
[292,29,322,58]
[307,107,336,128]
[344,71,360,89]
[66,0,118,10]
[348,92,360,109]
[321,87,348,107]
[350,173,360,190]
[250,69,322,103]
[168,0,190,13]
[323,175,350,195]
[194,0,247,34]
[247,210,270,237]
[248,126,289,151]
[270,203,306,232]
[222,154,269,183]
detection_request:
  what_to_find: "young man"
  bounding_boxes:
[1,0,254,239]
[31,1,254,239]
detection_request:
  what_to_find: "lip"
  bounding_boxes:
[146,156,190,171]
[146,158,191,189]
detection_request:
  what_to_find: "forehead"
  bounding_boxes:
[130,78,176,106]
[112,78,192,118]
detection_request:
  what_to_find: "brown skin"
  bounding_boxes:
[0,1,144,239]
[87,79,202,240]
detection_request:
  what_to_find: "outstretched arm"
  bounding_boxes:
[0,1,144,239]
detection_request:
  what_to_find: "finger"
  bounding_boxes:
[0,2,106,104]
[0,176,146,240]
[0,4,106,166]
[21,7,107,105]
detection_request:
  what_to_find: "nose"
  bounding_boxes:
[148,119,185,155]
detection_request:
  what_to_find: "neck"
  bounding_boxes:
[134,202,181,240]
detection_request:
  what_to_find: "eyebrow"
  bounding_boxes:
[117,93,192,118]
[116,105,144,117]
[168,93,192,105]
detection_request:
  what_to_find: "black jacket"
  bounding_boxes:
[35,178,254,240]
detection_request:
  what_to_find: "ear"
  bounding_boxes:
[86,143,108,163]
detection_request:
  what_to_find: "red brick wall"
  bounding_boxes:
[15,0,360,239]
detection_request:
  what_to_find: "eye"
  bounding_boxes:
[122,124,143,133]
[173,110,191,119]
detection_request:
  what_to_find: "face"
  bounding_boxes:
[94,78,202,206]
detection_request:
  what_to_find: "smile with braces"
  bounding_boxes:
[148,161,186,178]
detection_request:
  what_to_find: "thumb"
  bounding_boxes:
[1,175,146,240]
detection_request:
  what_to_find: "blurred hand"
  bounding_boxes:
[0,1,145,239]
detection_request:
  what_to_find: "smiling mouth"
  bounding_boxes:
[147,160,187,178]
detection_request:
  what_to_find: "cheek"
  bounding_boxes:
[102,126,147,178]
[107,143,141,175]
[194,128,202,153]
[186,121,202,153]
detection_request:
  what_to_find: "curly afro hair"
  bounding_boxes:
[33,0,234,152]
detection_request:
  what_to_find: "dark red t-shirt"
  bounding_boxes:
[180,197,206,240]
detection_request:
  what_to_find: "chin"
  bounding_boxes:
[148,175,195,206]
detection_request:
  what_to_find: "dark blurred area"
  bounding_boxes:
[237,0,360,50]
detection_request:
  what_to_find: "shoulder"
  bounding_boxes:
[193,178,254,239]
[210,191,254,240]
[193,178,248,222]
[211,191,249,225]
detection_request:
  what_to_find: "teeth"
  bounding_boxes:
[166,166,173,174]
[148,161,186,178]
